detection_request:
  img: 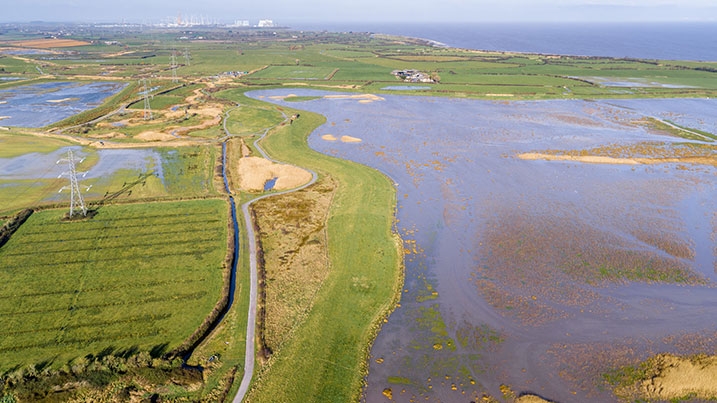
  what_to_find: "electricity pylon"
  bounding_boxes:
[184,48,191,66]
[170,50,178,83]
[140,78,152,120]
[57,150,87,218]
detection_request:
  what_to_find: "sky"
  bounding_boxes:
[1,0,716,24]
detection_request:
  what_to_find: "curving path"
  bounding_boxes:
[223,106,318,403]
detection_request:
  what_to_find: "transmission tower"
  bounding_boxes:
[57,150,87,218]
[184,48,191,66]
[140,78,152,120]
[170,50,178,83]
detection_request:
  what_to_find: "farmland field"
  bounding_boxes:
[247,65,337,80]
[0,199,228,371]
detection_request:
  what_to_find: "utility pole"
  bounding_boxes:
[57,150,87,218]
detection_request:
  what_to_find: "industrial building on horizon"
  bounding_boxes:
[160,14,279,28]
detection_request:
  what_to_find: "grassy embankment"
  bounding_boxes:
[215,90,402,402]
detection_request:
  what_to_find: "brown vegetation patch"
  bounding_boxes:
[252,176,336,354]
[5,38,90,48]
[235,156,312,192]
[631,229,695,260]
[474,212,703,325]
[551,113,604,127]
[548,340,646,398]
[519,142,717,167]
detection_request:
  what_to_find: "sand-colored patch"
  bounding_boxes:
[135,131,177,142]
[340,135,362,143]
[236,156,312,192]
[321,134,337,141]
[269,93,299,100]
[90,132,126,139]
[323,93,385,102]
[516,395,552,403]
[6,39,90,48]
[0,116,10,121]
[486,93,515,97]
[46,98,75,103]
[518,153,640,165]
[519,152,717,167]
[639,354,717,400]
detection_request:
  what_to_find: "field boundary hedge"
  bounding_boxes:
[0,208,33,249]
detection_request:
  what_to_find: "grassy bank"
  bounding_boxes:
[220,91,402,402]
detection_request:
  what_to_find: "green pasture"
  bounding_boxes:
[0,199,228,372]
[0,131,72,158]
[248,65,337,80]
[0,56,37,74]
[219,88,287,136]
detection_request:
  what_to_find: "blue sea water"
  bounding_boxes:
[294,22,717,61]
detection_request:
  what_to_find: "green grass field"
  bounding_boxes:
[248,65,337,80]
[0,199,228,372]
[220,88,287,136]
[0,131,72,158]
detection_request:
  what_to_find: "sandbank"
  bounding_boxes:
[236,156,312,192]
[340,135,362,143]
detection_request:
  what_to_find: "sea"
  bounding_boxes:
[292,22,717,61]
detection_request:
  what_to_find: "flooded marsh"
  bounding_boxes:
[252,90,717,402]
[0,81,126,127]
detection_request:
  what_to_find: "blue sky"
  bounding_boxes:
[1,0,716,23]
